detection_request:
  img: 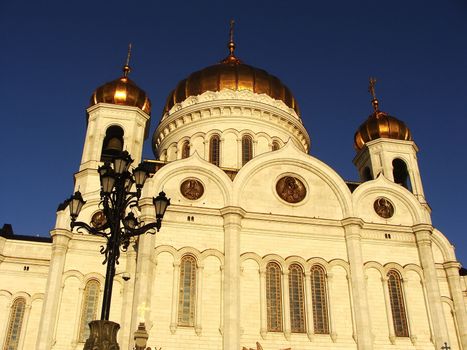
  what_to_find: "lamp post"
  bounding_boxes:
[67,151,170,348]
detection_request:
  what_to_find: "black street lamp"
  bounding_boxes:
[67,151,170,322]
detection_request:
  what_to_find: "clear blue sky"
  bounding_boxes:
[1,1,466,265]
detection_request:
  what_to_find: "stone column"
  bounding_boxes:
[304,271,314,341]
[413,224,450,349]
[327,273,337,342]
[282,270,291,340]
[341,218,373,350]
[195,263,205,335]
[220,206,246,350]
[119,242,137,349]
[444,261,467,348]
[170,262,181,334]
[259,267,267,339]
[381,276,396,344]
[36,228,73,350]
[129,202,158,348]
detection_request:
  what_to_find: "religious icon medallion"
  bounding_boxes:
[276,176,306,203]
[181,179,204,200]
[91,210,107,229]
[374,197,394,218]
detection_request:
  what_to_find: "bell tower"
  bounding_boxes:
[76,45,152,195]
[353,78,426,204]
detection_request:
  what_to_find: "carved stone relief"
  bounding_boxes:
[91,210,107,229]
[374,197,395,218]
[276,176,306,203]
[180,179,204,200]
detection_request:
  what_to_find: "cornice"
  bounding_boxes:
[154,90,310,152]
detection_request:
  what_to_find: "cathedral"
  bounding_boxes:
[0,28,466,350]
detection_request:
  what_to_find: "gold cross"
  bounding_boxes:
[368,77,377,100]
[441,342,451,350]
[229,19,235,44]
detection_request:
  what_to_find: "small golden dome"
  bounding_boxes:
[163,32,300,116]
[354,110,412,150]
[89,45,151,115]
[354,78,412,150]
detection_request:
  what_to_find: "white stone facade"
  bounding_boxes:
[0,82,466,350]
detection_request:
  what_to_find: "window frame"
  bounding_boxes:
[4,297,26,350]
[266,261,283,332]
[288,263,306,333]
[209,135,220,166]
[178,254,197,326]
[387,270,409,337]
[78,279,101,342]
[310,264,329,334]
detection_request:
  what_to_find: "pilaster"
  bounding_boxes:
[36,229,73,350]
[444,261,467,348]
[220,206,246,350]
[341,217,373,350]
[413,224,450,348]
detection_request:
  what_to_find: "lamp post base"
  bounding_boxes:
[84,320,120,350]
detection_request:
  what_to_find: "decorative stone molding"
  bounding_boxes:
[163,89,300,120]
[153,89,310,156]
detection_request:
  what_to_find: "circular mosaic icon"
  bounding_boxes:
[374,197,394,218]
[91,210,107,229]
[180,179,204,200]
[276,176,306,203]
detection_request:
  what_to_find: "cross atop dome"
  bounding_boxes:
[221,19,241,65]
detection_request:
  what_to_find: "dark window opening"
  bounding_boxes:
[242,135,253,165]
[209,135,220,166]
[392,159,411,191]
[101,126,124,162]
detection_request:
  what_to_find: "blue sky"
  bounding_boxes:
[1,0,466,265]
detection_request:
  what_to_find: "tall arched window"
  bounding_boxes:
[242,135,253,165]
[101,125,124,162]
[289,264,306,333]
[392,158,411,190]
[272,141,280,151]
[181,141,190,159]
[310,265,329,334]
[79,280,100,342]
[209,135,220,166]
[266,262,283,332]
[387,270,409,337]
[178,255,197,326]
[4,297,26,350]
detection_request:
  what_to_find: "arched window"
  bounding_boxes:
[392,158,411,190]
[181,141,190,159]
[310,265,329,334]
[387,270,409,337]
[209,135,220,166]
[101,126,124,162]
[242,135,253,165]
[289,264,306,333]
[266,262,283,332]
[272,141,280,151]
[79,280,100,342]
[362,167,373,181]
[4,297,26,350]
[178,255,197,326]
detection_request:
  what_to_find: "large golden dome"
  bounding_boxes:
[163,43,300,116]
[90,64,151,115]
[354,101,412,150]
